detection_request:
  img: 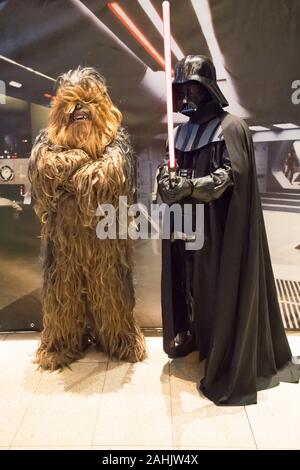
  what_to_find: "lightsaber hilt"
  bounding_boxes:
[168,165,177,188]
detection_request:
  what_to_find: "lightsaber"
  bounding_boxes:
[162,1,176,184]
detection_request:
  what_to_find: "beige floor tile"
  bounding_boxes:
[0,333,40,365]
[1,333,109,365]
[78,335,165,364]
[11,446,91,450]
[169,356,256,449]
[0,362,41,446]
[144,336,168,364]
[93,361,172,447]
[273,264,300,281]
[173,446,256,450]
[78,345,109,363]
[287,333,300,357]
[264,211,300,268]
[12,362,107,447]
[245,382,300,449]
[92,445,173,450]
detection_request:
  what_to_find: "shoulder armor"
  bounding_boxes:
[174,115,225,152]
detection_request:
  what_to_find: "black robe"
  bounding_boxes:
[161,110,299,406]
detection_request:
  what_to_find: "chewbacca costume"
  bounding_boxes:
[29,67,147,370]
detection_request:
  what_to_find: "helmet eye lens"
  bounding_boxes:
[174,82,206,102]
[172,81,212,114]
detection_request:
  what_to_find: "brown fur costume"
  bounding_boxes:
[29,66,147,370]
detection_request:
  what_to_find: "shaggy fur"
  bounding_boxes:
[28,66,147,370]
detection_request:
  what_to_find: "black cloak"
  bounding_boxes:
[161,111,299,406]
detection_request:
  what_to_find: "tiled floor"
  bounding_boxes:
[0,331,299,450]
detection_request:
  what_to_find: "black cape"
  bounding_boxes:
[161,112,299,406]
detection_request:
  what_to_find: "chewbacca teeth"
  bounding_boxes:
[73,114,87,121]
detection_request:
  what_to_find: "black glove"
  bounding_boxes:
[191,165,233,203]
[157,165,192,205]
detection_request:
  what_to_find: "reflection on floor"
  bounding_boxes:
[0,331,299,450]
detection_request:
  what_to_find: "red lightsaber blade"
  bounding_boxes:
[162,1,176,185]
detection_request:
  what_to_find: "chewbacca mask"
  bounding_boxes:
[29,66,147,370]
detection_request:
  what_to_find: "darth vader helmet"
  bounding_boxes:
[172,55,229,115]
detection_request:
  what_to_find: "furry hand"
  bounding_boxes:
[49,148,90,180]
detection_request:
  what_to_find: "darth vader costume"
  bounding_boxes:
[157,55,299,406]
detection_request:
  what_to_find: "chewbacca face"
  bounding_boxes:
[48,67,122,158]
[69,102,91,124]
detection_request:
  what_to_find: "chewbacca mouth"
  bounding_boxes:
[70,109,91,123]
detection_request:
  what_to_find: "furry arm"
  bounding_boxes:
[70,128,135,226]
[28,128,134,225]
[28,130,90,220]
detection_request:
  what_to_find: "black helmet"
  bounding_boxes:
[172,55,228,108]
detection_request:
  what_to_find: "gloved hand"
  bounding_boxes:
[191,165,233,202]
[157,165,192,205]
